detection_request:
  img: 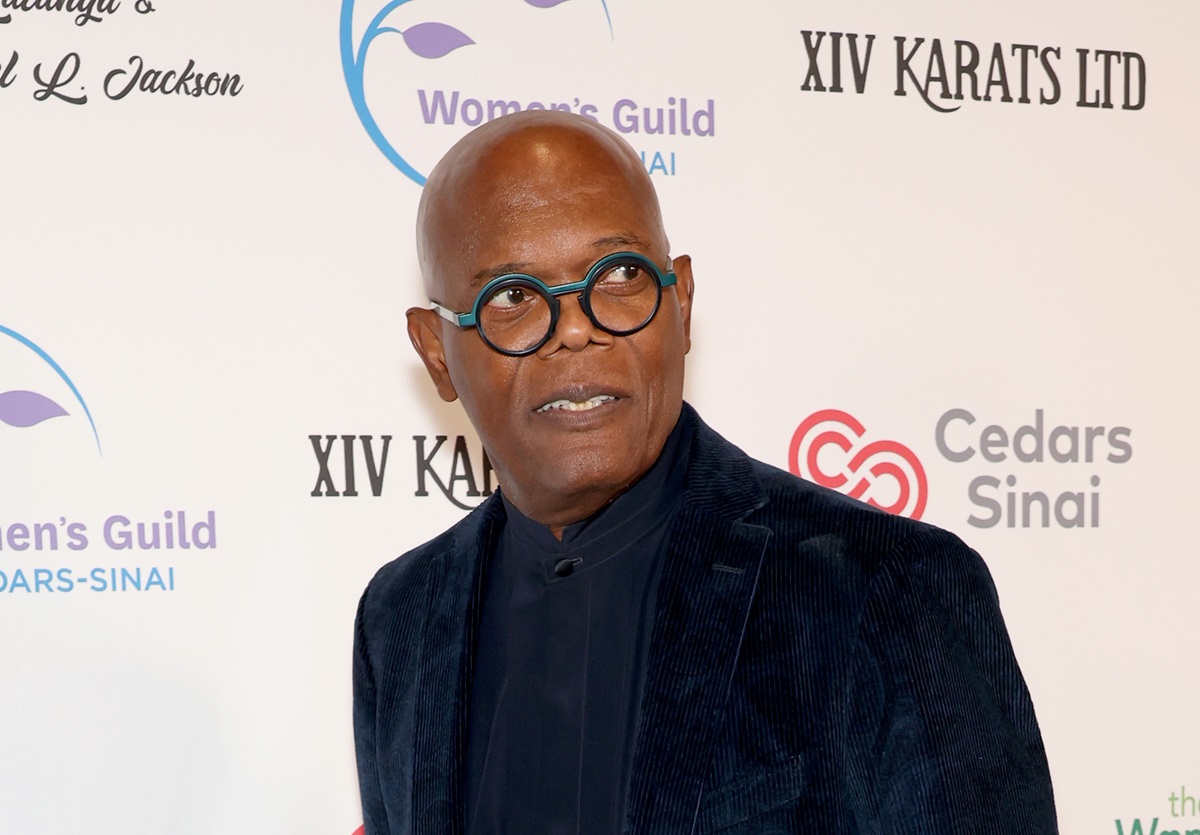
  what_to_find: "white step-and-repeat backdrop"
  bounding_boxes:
[2,0,1196,832]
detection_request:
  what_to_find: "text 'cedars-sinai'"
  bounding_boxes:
[798,30,1146,112]
[936,410,1131,529]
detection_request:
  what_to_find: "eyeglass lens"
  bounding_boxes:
[477,256,663,354]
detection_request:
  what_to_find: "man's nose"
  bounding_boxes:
[537,292,611,355]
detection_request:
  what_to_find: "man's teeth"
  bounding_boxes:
[537,395,617,413]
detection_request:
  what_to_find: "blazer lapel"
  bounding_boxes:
[410,496,503,834]
[627,412,773,834]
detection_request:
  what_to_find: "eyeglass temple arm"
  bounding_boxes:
[430,302,476,328]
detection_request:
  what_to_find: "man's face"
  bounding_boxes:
[409,125,693,524]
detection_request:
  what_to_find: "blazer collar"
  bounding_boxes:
[410,403,771,834]
[675,401,770,521]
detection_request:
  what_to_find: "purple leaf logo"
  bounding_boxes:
[401,22,475,59]
[0,390,69,428]
[525,0,573,6]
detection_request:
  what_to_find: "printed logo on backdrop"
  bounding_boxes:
[0,2,243,104]
[0,323,101,453]
[309,432,494,510]
[936,408,1130,529]
[789,409,928,520]
[340,0,714,185]
[788,407,1132,530]
[1113,785,1200,835]
[796,30,1146,112]
[1,323,218,597]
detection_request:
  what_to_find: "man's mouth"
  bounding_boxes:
[535,395,619,413]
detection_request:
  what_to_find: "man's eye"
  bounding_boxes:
[485,287,529,309]
[600,263,643,283]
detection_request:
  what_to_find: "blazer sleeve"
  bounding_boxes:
[353,586,390,835]
[850,525,1058,834]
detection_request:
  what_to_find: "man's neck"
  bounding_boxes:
[497,408,691,541]
[499,486,632,541]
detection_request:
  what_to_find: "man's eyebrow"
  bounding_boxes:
[470,263,530,287]
[590,234,651,250]
[467,236,651,287]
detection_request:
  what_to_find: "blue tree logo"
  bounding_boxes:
[0,324,101,455]
[339,0,612,186]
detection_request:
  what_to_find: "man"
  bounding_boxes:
[353,110,1057,834]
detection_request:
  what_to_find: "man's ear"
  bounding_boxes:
[406,307,459,402]
[671,254,695,354]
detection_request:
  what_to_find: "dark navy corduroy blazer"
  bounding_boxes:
[353,405,1057,834]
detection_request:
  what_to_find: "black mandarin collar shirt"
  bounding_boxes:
[466,413,692,835]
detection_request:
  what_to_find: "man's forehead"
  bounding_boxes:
[441,126,646,217]
[418,113,663,293]
[437,180,654,267]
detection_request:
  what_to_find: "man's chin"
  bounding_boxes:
[507,455,646,517]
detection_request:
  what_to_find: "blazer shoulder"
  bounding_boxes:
[367,528,451,590]
[746,456,913,538]
[683,410,961,581]
[360,500,481,617]
[743,456,975,585]
[357,533,448,633]
[358,493,502,624]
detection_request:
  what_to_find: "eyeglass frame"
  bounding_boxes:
[429,251,678,357]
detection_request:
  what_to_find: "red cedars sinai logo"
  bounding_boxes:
[789,410,928,520]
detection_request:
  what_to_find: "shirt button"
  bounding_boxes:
[554,558,580,578]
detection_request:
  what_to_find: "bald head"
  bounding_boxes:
[416,110,667,301]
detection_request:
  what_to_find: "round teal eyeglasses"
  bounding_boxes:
[430,251,677,356]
